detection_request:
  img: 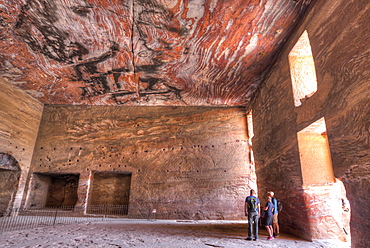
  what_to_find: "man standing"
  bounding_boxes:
[245,189,260,241]
[268,191,280,237]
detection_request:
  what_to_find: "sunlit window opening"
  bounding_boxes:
[289,30,318,107]
[297,117,335,185]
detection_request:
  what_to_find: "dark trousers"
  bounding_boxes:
[248,211,259,239]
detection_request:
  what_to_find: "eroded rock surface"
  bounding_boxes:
[0,0,312,106]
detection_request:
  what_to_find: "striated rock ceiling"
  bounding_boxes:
[0,0,313,107]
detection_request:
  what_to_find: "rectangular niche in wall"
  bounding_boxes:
[27,173,80,209]
[87,171,132,215]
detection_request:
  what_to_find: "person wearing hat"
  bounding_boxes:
[268,191,280,237]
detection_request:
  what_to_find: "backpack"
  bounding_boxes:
[277,200,283,212]
[272,197,282,212]
[248,196,258,211]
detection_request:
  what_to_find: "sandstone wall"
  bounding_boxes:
[24,105,254,220]
[251,0,369,247]
[0,78,44,214]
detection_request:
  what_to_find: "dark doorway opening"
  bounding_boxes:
[0,152,21,216]
[0,169,21,216]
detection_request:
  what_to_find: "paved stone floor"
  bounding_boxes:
[1,220,350,248]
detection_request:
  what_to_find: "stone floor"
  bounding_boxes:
[1,220,350,248]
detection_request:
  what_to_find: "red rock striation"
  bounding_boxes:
[0,0,313,106]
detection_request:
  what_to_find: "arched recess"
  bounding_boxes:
[0,152,21,216]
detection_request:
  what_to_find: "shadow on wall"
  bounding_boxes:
[0,152,21,216]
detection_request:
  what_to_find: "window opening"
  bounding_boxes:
[297,117,335,185]
[289,30,317,107]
